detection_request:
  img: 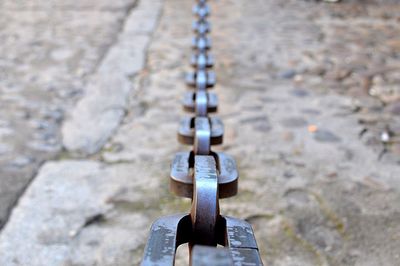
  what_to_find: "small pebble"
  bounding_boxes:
[381,131,390,143]
[50,48,74,62]
[282,131,294,141]
[314,130,341,142]
[278,69,296,79]
[11,156,34,167]
[0,143,13,155]
[387,102,400,116]
[281,117,308,128]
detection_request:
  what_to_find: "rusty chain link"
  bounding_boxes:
[141,1,263,265]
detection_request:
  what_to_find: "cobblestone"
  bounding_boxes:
[0,0,139,227]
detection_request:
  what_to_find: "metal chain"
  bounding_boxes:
[141,1,263,265]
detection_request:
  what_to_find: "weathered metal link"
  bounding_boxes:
[191,52,214,69]
[178,116,223,147]
[193,4,210,18]
[141,214,190,266]
[194,117,211,155]
[191,246,233,266]
[141,215,263,265]
[192,36,212,51]
[191,156,219,246]
[194,90,208,117]
[170,151,238,199]
[222,217,263,265]
[183,91,218,115]
[193,20,211,35]
[186,70,216,89]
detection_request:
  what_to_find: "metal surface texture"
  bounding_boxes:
[190,156,219,246]
[193,20,211,35]
[183,91,218,114]
[191,52,214,69]
[141,214,190,266]
[193,118,212,155]
[141,0,263,264]
[170,151,238,199]
[186,69,216,89]
[141,215,263,265]
[178,116,223,146]
[191,246,233,266]
[192,36,212,51]
[194,90,208,116]
[193,4,210,18]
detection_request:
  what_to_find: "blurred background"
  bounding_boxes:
[0,0,399,265]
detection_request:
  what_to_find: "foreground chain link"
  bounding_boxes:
[141,1,263,264]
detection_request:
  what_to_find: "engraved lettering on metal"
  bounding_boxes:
[173,153,188,174]
[141,214,188,266]
[230,248,263,266]
[225,217,258,249]
[223,217,263,266]
[140,215,263,265]
[191,156,219,246]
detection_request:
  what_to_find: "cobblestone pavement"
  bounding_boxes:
[0,0,400,265]
[0,0,140,227]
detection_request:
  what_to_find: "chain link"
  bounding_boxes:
[141,1,263,264]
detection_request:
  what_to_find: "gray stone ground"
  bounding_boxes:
[0,0,140,227]
[0,0,399,265]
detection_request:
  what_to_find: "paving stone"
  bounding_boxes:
[277,69,297,79]
[281,117,308,128]
[314,129,342,142]
[0,0,141,227]
[62,0,163,155]
[0,160,159,266]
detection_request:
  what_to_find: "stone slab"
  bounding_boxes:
[62,0,163,155]
[0,160,166,266]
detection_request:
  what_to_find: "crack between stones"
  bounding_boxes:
[0,160,47,231]
[89,0,140,77]
[97,0,166,165]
